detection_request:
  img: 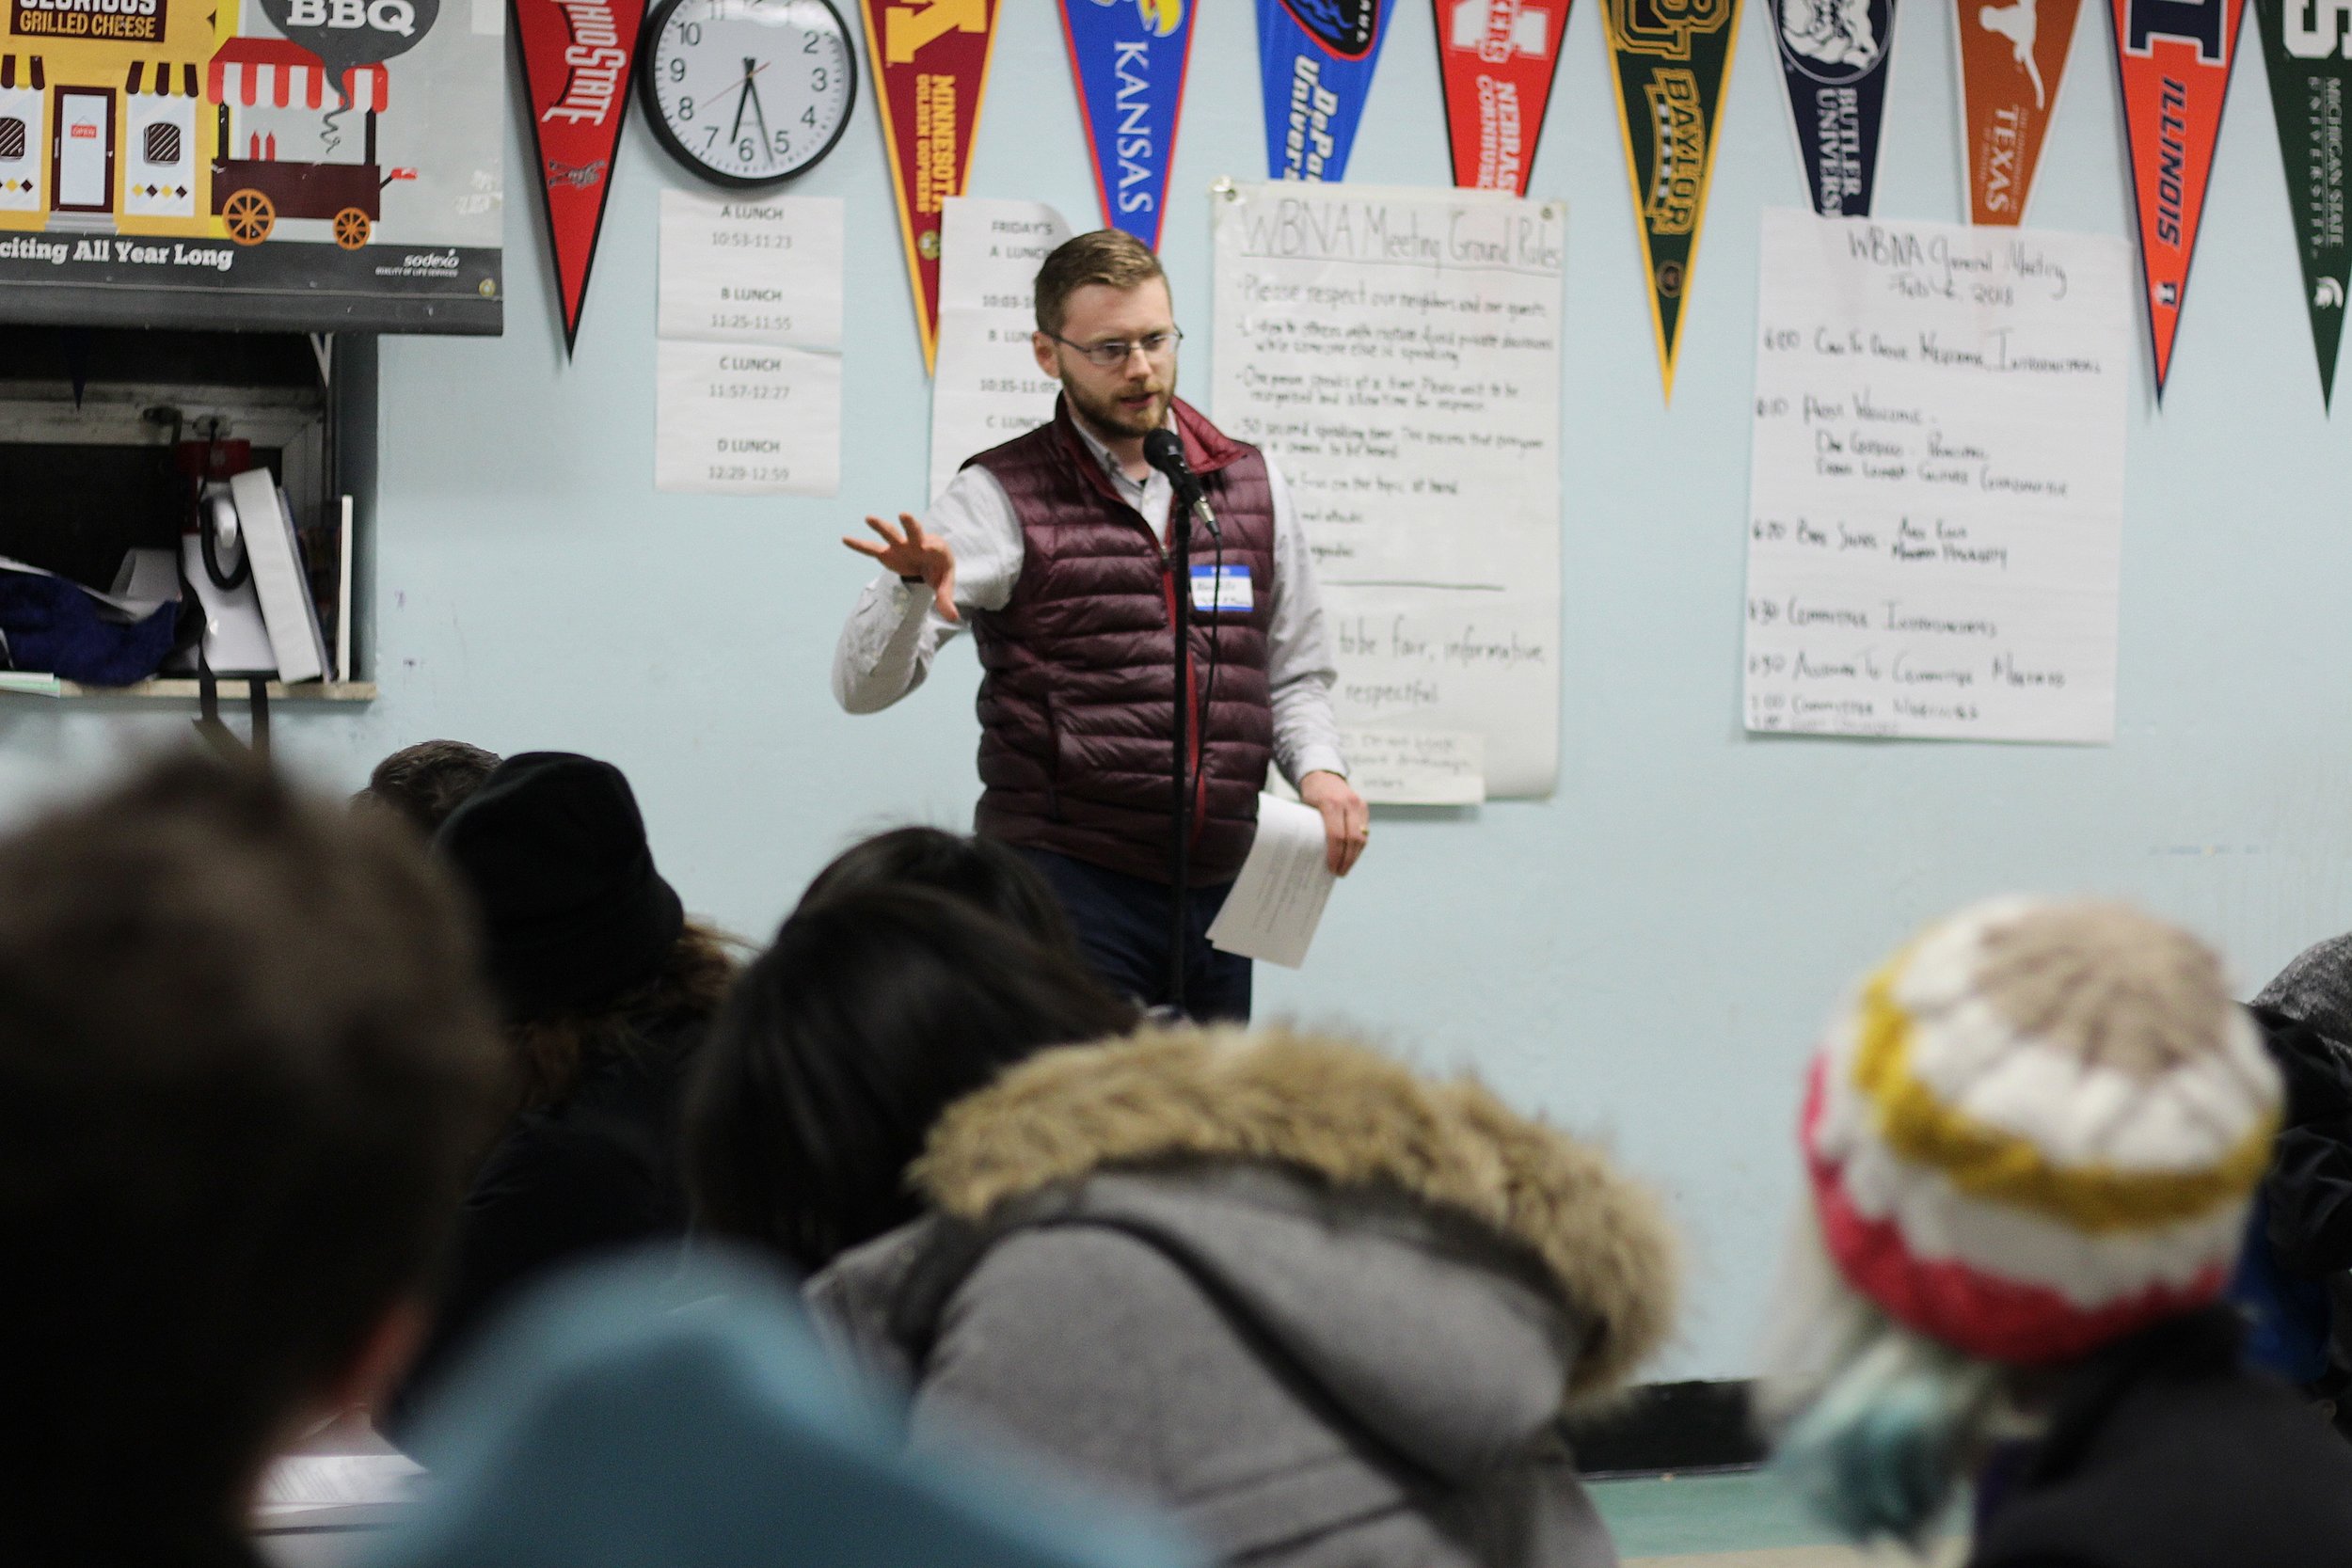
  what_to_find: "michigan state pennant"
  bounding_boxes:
[1060,0,1198,247]
[2253,0,2352,404]
[1772,0,1894,214]
[1957,0,2084,222]
[1603,0,1741,397]
[516,0,647,353]
[1435,0,1570,194]
[2109,0,2244,396]
[861,0,1003,369]
[1258,0,1397,180]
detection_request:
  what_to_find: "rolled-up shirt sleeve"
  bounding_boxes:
[831,467,1025,714]
[1264,460,1348,785]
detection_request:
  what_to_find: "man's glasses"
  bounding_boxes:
[1049,327,1184,368]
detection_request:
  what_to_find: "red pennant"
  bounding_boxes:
[2108,0,2244,394]
[515,0,647,354]
[1434,0,1570,194]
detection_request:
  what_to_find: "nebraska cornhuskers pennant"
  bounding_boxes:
[861,0,1003,369]
[515,0,647,353]
[1603,0,1742,398]
[1956,0,2084,223]
[2109,0,2244,395]
[2252,0,2352,404]
[1772,0,1897,214]
[1434,0,1571,194]
[1059,0,1198,248]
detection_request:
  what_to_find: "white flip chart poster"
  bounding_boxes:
[1742,210,2131,742]
[930,198,1074,500]
[1213,182,1565,800]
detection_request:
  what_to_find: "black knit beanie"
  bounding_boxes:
[435,752,685,1021]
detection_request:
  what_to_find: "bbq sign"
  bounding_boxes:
[11,0,166,43]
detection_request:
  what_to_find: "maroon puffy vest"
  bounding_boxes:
[967,397,1276,884]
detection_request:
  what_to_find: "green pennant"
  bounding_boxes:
[2253,0,2352,406]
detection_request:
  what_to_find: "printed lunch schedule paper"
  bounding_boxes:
[1741,209,2129,743]
[929,198,1075,501]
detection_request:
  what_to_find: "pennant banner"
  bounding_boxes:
[1772,0,1896,214]
[1060,0,1198,248]
[861,0,1004,370]
[1434,0,1572,194]
[515,0,647,353]
[1257,0,1398,180]
[1956,0,2084,223]
[2109,0,2244,395]
[2253,0,2352,404]
[1602,0,1742,397]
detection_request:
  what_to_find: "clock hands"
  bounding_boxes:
[728,56,759,144]
[745,67,777,166]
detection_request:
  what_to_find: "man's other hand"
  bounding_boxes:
[844,513,960,624]
[1298,770,1369,877]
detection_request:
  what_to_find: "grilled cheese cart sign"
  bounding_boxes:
[0,0,501,331]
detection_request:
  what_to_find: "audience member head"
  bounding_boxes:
[2252,927,2352,1043]
[687,887,1138,1271]
[1758,897,2280,1544]
[358,739,504,836]
[0,752,502,1563]
[798,826,1077,953]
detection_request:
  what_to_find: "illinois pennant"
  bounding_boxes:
[2251,0,2352,404]
[1772,0,1897,215]
[2109,0,2244,395]
[516,0,647,353]
[1060,0,1198,248]
[1603,0,1742,397]
[1956,0,2083,222]
[1434,0,1571,194]
[1257,0,1398,181]
[861,0,1003,369]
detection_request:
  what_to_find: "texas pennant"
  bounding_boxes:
[1772,0,1896,214]
[1434,0,1571,194]
[2253,0,2352,404]
[1060,0,1198,248]
[861,0,1004,370]
[1603,0,1742,397]
[2109,0,2244,395]
[514,0,647,353]
[1257,0,1398,181]
[1956,0,2084,223]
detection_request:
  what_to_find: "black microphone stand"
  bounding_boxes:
[1166,492,1195,1011]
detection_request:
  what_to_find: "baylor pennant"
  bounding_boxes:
[2108,0,2243,395]
[1604,0,1742,396]
[2253,0,2352,403]
[1956,0,2085,223]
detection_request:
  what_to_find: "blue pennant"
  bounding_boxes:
[1255,0,1396,182]
[1060,0,1199,249]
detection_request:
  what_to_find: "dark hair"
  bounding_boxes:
[1033,229,1167,337]
[359,739,503,835]
[507,918,742,1113]
[686,887,1137,1271]
[0,752,502,1560]
[797,827,1077,955]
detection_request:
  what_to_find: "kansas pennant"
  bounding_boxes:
[1258,0,1398,180]
[1060,0,1198,248]
[2253,0,2352,403]
[2110,0,2244,395]
[515,0,647,353]
[1603,0,1741,396]
[861,0,1003,369]
[1772,0,1895,214]
[1957,0,2084,222]
[1435,0,1571,194]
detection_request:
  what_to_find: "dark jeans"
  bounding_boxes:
[1015,847,1252,1022]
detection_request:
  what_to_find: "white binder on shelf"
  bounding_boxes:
[227,467,326,685]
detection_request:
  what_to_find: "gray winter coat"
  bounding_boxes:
[807,1026,1680,1568]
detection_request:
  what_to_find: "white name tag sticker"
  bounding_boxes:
[1190,563,1253,614]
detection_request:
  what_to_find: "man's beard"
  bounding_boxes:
[1064,372,1174,440]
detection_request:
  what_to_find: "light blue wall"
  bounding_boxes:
[3,0,2346,1381]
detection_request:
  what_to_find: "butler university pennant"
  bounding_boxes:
[1604,0,1741,396]
[1060,0,1198,248]
[1956,0,2084,222]
[1257,0,1398,180]
[2109,0,2244,395]
[861,0,1003,369]
[2253,0,2352,403]
[1434,0,1571,194]
[1772,0,1895,214]
[516,0,647,352]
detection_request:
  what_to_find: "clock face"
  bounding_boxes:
[640,0,857,187]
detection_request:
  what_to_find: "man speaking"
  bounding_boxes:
[832,230,1366,1021]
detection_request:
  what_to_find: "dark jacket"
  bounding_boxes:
[807,1027,1680,1568]
[1971,1307,2352,1568]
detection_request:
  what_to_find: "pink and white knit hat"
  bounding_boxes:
[1802,898,2280,1366]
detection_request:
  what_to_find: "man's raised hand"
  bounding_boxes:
[844,513,959,624]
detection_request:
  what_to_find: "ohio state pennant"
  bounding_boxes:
[1060,0,1198,248]
[2253,0,2352,404]
[1772,0,1895,214]
[2109,0,2244,395]
[515,0,646,353]
[861,0,1003,369]
[1956,0,2084,223]
[1603,0,1742,397]
[1434,0,1570,194]
[1258,0,1397,181]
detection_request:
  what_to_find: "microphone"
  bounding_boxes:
[1143,429,1220,540]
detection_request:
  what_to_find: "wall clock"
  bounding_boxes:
[639,0,857,187]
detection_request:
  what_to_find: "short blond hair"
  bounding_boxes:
[1033,230,1167,336]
